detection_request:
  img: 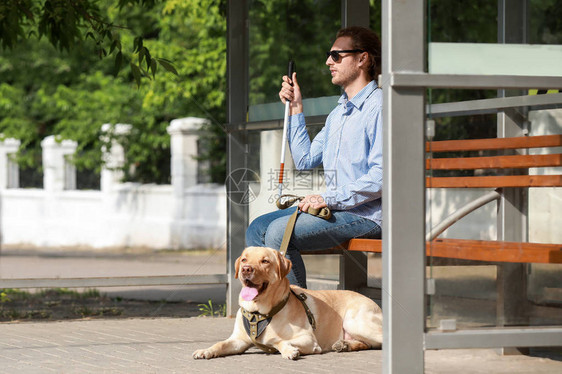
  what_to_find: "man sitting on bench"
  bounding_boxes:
[245,26,383,288]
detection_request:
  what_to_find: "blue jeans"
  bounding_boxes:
[245,207,381,288]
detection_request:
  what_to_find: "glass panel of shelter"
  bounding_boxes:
[425,0,562,336]
[248,0,342,122]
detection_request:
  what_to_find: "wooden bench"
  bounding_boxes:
[307,134,562,325]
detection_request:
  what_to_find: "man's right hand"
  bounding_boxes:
[279,72,303,115]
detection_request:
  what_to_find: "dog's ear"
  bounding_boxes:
[276,251,292,279]
[234,255,241,279]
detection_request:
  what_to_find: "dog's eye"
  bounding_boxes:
[261,259,270,264]
[241,258,247,263]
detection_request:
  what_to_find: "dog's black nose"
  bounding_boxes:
[241,265,253,274]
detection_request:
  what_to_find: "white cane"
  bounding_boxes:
[278,60,295,199]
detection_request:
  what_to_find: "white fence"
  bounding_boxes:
[0,118,226,250]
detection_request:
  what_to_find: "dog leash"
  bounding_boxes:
[276,195,319,330]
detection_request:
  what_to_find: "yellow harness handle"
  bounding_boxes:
[276,194,332,220]
[276,194,332,257]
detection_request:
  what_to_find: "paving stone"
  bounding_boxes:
[1,317,561,373]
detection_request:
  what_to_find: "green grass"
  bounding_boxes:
[198,299,226,318]
[0,288,122,321]
[0,287,200,321]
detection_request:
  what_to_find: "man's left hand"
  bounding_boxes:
[298,194,327,213]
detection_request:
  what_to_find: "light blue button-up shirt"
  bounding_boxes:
[287,80,383,226]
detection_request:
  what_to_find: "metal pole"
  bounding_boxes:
[382,0,427,372]
[226,0,249,317]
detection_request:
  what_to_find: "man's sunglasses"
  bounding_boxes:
[326,49,365,62]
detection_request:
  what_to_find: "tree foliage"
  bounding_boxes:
[0,0,177,86]
[0,0,227,184]
[248,0,340,106]
[530,0,562,44]
[428,0,498,143]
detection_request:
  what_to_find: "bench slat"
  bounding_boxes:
[427,134,562,153]
[427,174,562,188]
[346,238,562,264]
[429,239,562,263]
[427,154,562,170]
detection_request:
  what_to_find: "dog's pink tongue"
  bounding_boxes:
[240,287,259,301]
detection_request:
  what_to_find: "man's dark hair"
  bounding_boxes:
[336,26,382,81]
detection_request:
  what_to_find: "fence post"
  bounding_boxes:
[167,117,207,194]
[167,117,208,249]
[101,123,131,192]
[41,136,78,191]
[0,138,20,189]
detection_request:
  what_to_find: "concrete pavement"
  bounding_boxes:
[1,317,561,374]
[0,247,227,303]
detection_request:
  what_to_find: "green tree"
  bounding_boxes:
[428,0,498,143]
[248,0,341,106]
[0,0,227,184]
[0,0,177,85]
[530,0,562,44]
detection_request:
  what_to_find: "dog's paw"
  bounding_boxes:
[192,349,217,360]
[332,340,349,352]
[312,343,322,354]
[280,346,301,360]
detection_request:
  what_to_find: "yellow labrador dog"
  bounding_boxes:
[193,246,382,360]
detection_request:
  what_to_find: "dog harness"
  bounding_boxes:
[241,289,317,353]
